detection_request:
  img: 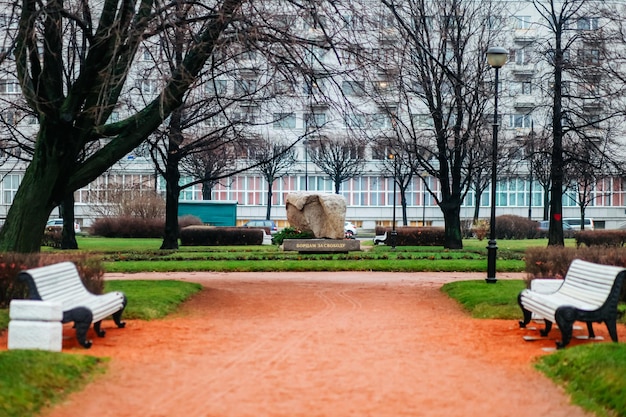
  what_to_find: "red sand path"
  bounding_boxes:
[5,271,619,417]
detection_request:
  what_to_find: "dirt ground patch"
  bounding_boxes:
[6,271,620,417]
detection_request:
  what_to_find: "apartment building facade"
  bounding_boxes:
[1,1,626,230]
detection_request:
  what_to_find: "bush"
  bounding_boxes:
[374,226,445,246]
[180,226,264,246]
[0,253,104,308]
[178,215,203,229]
[91,216,165,238]
[41,227,63,248]
[272,227,314,245]
[524,246,626,301]
[494,215,538,239]
[471,219,489,240]
[575,230,626,248]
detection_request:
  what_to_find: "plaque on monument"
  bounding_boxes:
[283,239,361,253]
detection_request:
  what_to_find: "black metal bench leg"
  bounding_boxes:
[64,307,94,349]
[605,319,619,342]
[586,322,596,339]
[555,306,576,349]
[94,320,106,337]
[112,309,126,329]
[539,320,552,337]
[518,294,532,328]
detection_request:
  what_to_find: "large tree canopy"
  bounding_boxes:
[0,0,243,252]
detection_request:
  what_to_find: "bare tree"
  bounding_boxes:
[377,0,505,249]
[530,0,626,245]
[309,137,366,194]
[252,138,297,220]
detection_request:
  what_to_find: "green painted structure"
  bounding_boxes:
[178,200,238,226]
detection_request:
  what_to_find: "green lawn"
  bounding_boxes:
[54,236,559,273]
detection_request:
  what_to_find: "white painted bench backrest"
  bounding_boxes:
[559,259,625,307]
[24,261,92,305]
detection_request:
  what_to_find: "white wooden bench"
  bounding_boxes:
[518,259,626,349]
[373,232,388,245]
[18,261,127,348]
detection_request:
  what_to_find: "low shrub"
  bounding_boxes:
[178,215,204,229]
[41,227,62,248]
[272,227,314,246]
[180,226,264,246]
[494,215,538,239]
[575,230,626,247]
[0,253,104,308]
[374,226,445,246]
[471,219,489,241]
[91,216,164,238]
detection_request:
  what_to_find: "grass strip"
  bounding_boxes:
[104,280,202,320]
[102,258,525,273]
[535,344,626,417]
[441,279,527,319]
[0,350,107,417]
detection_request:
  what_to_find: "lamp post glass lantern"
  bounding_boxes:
[486,46,507,284]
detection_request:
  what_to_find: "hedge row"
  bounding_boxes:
[524,246,626,300]
[0,253,104,308]
[89,215,204,238]
[575,230,626,247]
[374,226,445,246]
[180,226,265,246]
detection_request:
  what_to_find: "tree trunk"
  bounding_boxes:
[202,182,213,200]
[160,154,181,250]
[440,201,463,249]
[400,188,408,226]
[0,155,60,252]
[266,187,273,220]
[160,109,183,250]
[60,194,78,250]
[473,190,483,223]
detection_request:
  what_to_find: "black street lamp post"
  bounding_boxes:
[486,46,508,284]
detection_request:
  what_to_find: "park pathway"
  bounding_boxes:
[25,271,608,417]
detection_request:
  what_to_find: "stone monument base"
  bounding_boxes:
[283,239,361,253]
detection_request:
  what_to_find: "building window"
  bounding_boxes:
[2,174,20,204]
[373,80,394,94]
[234,79,257,95]
[579,48,600,66]
[304,112,326,129]
[511,80,532,95]
[139,79,158,95]
[370,113,393,129]
[345,113,366,127]
[411,113,434,128]
[206,114,228,127]
[341,80,366,97]
[107,111,120,123]
[303,78,325,95]
[273,113,296,129]
[0,79,19,94]
[510,113,532,128]
[233,108,257,124]
[141,47,152,61]
[206,80,228,96]
[514,16,532,29]
[577,17,599,31]
[511,48,530,65]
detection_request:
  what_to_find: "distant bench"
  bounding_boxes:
[19,262,127,348]
[518,259,626,349]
